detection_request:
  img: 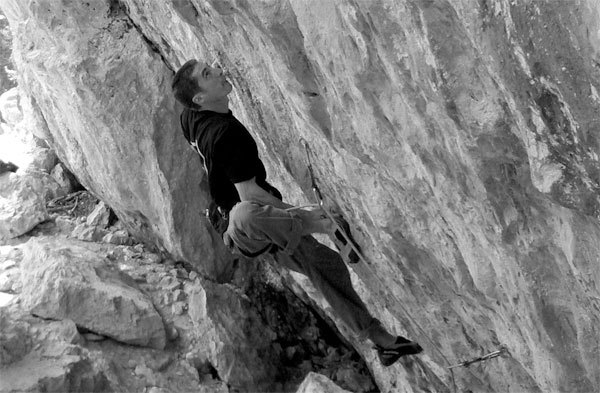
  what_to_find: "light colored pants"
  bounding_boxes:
[223,201,382,338]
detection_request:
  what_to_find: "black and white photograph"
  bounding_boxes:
[0,1,598,392]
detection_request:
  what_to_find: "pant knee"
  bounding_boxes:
[227,201,304,254]
[229,201,260,228]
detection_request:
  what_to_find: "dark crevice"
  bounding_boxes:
[243,263,379,392]
[206,362,221,381]
[31,313,61,322]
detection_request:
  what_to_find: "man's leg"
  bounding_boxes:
[225,201,397,346]
[277,237,423,366]
[224,201,304,255]
[275,235,396,343]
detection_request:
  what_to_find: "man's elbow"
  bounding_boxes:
[234,177,259,201]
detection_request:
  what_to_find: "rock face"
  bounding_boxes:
[2,0,600,392]
[0,311,111,393]
[296,372,351,393]
[0,172,47,240]
[187,278,281,391]
[0,0,229,278]
[0,87,22,125]
[20,238,166,349]
[3,223,375,392]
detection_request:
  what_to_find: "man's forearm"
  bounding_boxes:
[234,178,293,209]
[250,187,293,209]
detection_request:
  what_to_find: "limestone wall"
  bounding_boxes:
[1,0,599,391]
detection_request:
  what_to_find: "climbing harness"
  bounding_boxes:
[300,138,509,393]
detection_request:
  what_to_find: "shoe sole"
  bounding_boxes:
[379,343,423,367]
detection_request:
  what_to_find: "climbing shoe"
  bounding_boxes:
[375,336,423,367]
[331,214,361,264]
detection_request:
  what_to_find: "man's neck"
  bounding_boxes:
[201,97,229,113]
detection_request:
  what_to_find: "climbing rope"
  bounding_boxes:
[300,139,509,393]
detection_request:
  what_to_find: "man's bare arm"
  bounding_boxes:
[234,177,292,209]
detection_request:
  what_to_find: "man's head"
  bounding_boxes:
[171,59,232,111]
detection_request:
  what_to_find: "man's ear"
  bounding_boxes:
[192,92,204,106]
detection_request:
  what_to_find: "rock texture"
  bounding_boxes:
[0,172,47,240]
[187,278,280,391]
[19,238,166,349]
[2,0,600,392]
[296,372,351,393]
[0,311,111,393]
[1,217,375,393]
[0,87,22,125]
[0,0,231,279]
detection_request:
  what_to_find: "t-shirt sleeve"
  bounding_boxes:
[180,111,191,144]
[213,126,259,183]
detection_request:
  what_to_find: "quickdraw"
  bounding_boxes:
[301,140,367,264]
[448,346,510,369]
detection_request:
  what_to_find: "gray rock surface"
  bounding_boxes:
[187,278,280,391]
[27,147,57,173]
[1,225,371,392]
[86,201,110,228]
[70,222,107,242]
[19,238,166,349]
[102,230,133,245]
[26,169,66,201]
[50,162,77,194]
[0,172,47,240]
[0,310,110,393]
[0,0,228,279]
[1,0,599,392]
[296,372,351,393]
[0,87,22,125]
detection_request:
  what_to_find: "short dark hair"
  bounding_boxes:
[172,59,202,110]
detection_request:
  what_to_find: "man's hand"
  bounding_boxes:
[234,177,292,209]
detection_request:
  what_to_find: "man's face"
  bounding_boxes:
[192,61,232,105]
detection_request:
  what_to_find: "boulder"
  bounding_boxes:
[296,372,351,393]
[71,222,107,242]
[0,172,47,240]
[27,146,58,173]
[0,87,22,125]
[0,311,32,366]
[0,268,19,292]
[19,238,166,349]
[86,201,111,228]
[0,309,110,393]
[102,230,134,246]
[26,169,66,201]
[50,162,77,194]
[54,215,76,233]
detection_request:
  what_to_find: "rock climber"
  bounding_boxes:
[171,59,423,367]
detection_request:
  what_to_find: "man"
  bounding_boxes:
[171,59,422,367]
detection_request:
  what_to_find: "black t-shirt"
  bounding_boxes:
[180,108,280,210]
